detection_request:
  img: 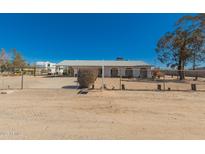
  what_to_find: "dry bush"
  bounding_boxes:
[152,69,165,79]
[77,68,98,88]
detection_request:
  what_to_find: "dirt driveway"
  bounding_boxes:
[0,87,205,139]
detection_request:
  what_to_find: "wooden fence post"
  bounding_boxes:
[163,76,165,91]
[21,68,24,90]
[157,84,161,91]
[191,84,196,91]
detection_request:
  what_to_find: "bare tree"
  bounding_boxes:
[156,28,191,80]
[176,14,205,69]
[12,48,26,68]
[0,48,11,72]
[188,28,205,69]
[156,14,205,80]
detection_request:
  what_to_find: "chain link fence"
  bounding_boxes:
[0,67,79,90]
[0,67,205,92]
[96,68,205,92]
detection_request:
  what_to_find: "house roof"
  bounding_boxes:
[57,60,150,67]
[35,61,56,66]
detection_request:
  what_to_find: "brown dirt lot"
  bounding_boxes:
[0,76,205,139]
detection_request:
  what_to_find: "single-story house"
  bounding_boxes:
[56,60,152,78]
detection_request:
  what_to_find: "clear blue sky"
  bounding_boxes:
[0,13,193,66]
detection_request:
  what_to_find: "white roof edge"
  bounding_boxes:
[56,60,151,67]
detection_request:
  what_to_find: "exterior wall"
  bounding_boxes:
[104,67,111,76]
[57,65,152,78]
[120,68,125,76]
[73,67,78,76]
[147,68,152,78]
[36,61,56,75]
[133,69,140,77]
[104,67,127,77]
[56,66,64,75]
[48,66,56,74]
[73,66,98,77]
[103,66,150,78]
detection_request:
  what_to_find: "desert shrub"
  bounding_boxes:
[77,68,98,88]
[152,69,165,79]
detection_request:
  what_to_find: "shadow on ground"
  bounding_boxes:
[43,76,72,78]
[122,78,205,83]
[62,85,79,89]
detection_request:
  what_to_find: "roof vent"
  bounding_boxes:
[116,57,124,61]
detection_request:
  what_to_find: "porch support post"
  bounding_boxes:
[102,65,104,91]
[120,67,122,90]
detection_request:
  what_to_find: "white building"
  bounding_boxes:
[35,61,56,75]
[56,60,152,78]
